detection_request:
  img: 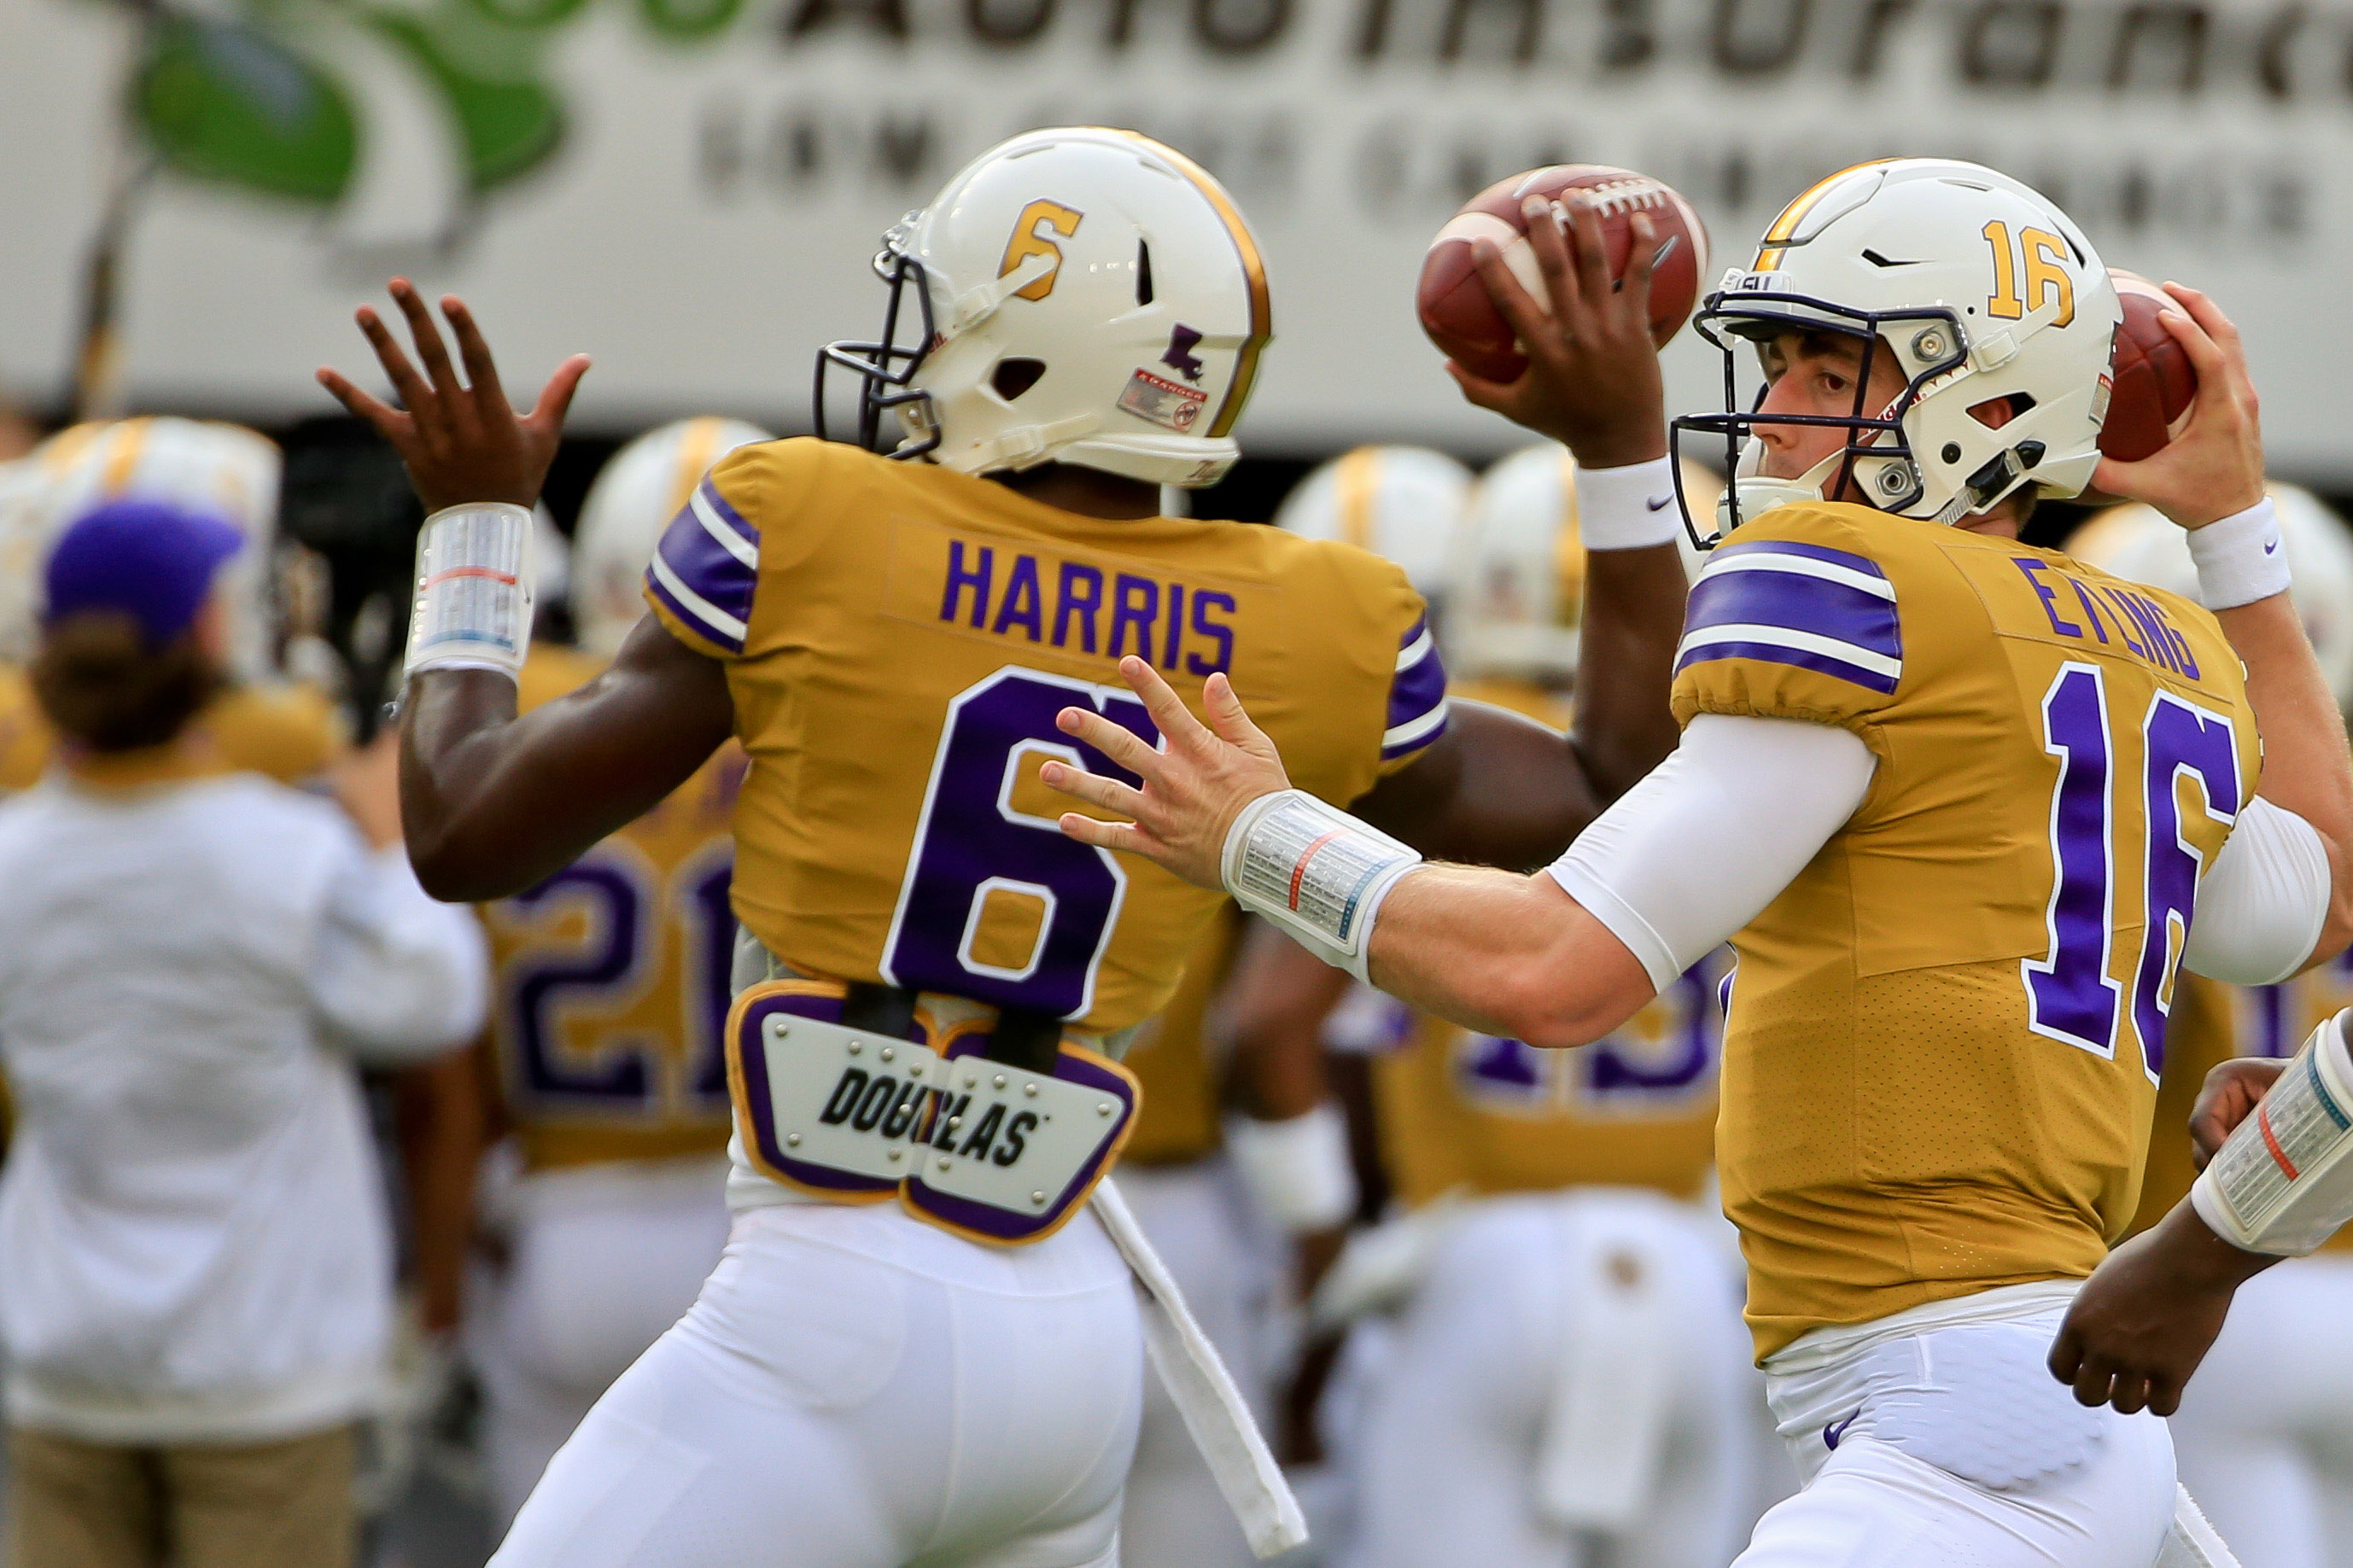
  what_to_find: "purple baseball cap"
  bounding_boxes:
[44,498,245,650]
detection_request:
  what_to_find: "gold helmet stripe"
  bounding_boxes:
[1752,159,1900,272]
[1554,447,1586,623]
[666,417,727,521]
[1335,446,1381,551]
[101,417,154,493]
[1108,130,1272,440]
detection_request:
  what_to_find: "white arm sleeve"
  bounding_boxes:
[308,842,491,1063]
[1544,714,1878,990]
[2181,795,2333,985]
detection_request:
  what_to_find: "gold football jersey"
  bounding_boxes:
[1677,501,2261,1359]
[0,665,345,792]
[1119,903,1246,1166]
[641,438,1445,1038]
[476,647,742,1170]
[1373,679,1723,1207]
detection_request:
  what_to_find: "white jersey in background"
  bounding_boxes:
[0,766,487,1443]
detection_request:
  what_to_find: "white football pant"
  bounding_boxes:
[472,1157,734,1524]
[1346,1189,1760,1568]
[1112,1158,1280,1568]
[1736,1286,2175,1568]
[488,1200,1141,1568]
[2167,1255,2353,1568]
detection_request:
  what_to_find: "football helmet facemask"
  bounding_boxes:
[1671,159,2121,548]
[818,126,1273,488]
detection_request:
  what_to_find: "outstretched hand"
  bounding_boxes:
[1448,195,1669,469]
[318,278,589,514]
[1041,656,1292,890]
[2091,283,2263,529]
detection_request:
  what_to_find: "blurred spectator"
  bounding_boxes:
[0,498,487,1568]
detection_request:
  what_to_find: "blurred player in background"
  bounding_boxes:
[1230,442,1761,1568]
[402,417,770,1525]
[1044,160,2353,1568]
[0,417,348,792]
[0,498,486,1568]
[2070,489,2353,1568]
[322,123,1693,1568]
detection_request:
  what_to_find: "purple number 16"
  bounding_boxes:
[2026,662,2240,1080]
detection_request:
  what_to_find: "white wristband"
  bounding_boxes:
[2186,495,2290,611]
[1221,790,1421,982]
[1573,455,1682,551]
[1224,1103,1358,1233]
[404,502,536,682]
[2190,1009,2353,1256]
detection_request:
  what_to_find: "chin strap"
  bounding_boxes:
[943,414,1101,475]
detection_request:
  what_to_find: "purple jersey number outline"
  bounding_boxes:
[499,846,737,1113]
[882,667,1159,1019]
[1460,954,1724,1112]
[2023,662,2240,1081]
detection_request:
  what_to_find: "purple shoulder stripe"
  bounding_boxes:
[646,498,756,654]
[1673,638,1899,696]
[1684,566,1900,663]
[1710,537,1887,580]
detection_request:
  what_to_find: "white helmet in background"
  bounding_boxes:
[1677,159,2120,545]
[573,417,774,657]
[1453,444,1724,681]
[1274,446,1472,608]
[29,417,282,679]
[2069,486,2353,711]
[0,461,48,664]
[820,126,1272,488]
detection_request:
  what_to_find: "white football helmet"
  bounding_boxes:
[1674,159,2122,546]
[1451,444,1725,681]
[27,417,282,679]
[0,459,47,664]
[573,417,774,657]
[1273,446,1474,607]
[2069,486,2353,712]
[820,126,1273,488]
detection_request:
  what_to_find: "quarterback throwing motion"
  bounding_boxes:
[322,127,1695,1567]
[1041,159,2353,1566]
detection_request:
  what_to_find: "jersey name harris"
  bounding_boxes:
[889,522,1241,676]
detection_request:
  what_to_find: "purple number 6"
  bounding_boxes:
[883,667,1159,1018]
[2024,662,2240,1080]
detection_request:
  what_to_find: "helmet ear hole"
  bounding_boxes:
[991,358,1047,401]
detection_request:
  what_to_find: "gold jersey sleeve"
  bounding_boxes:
[0,668,346,791]
[1119,903,1246,1166]
[476,646,741,1171]
[1677,503,2262,1360]
[1375,679,1722,1205]
[639,438,1442,1037]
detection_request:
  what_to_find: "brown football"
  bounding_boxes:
[2099,269,2198,463]
[1417,165,1710,383]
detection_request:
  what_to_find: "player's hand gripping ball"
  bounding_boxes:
[2099,269,2200,463]
[1417,166,1710,381]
